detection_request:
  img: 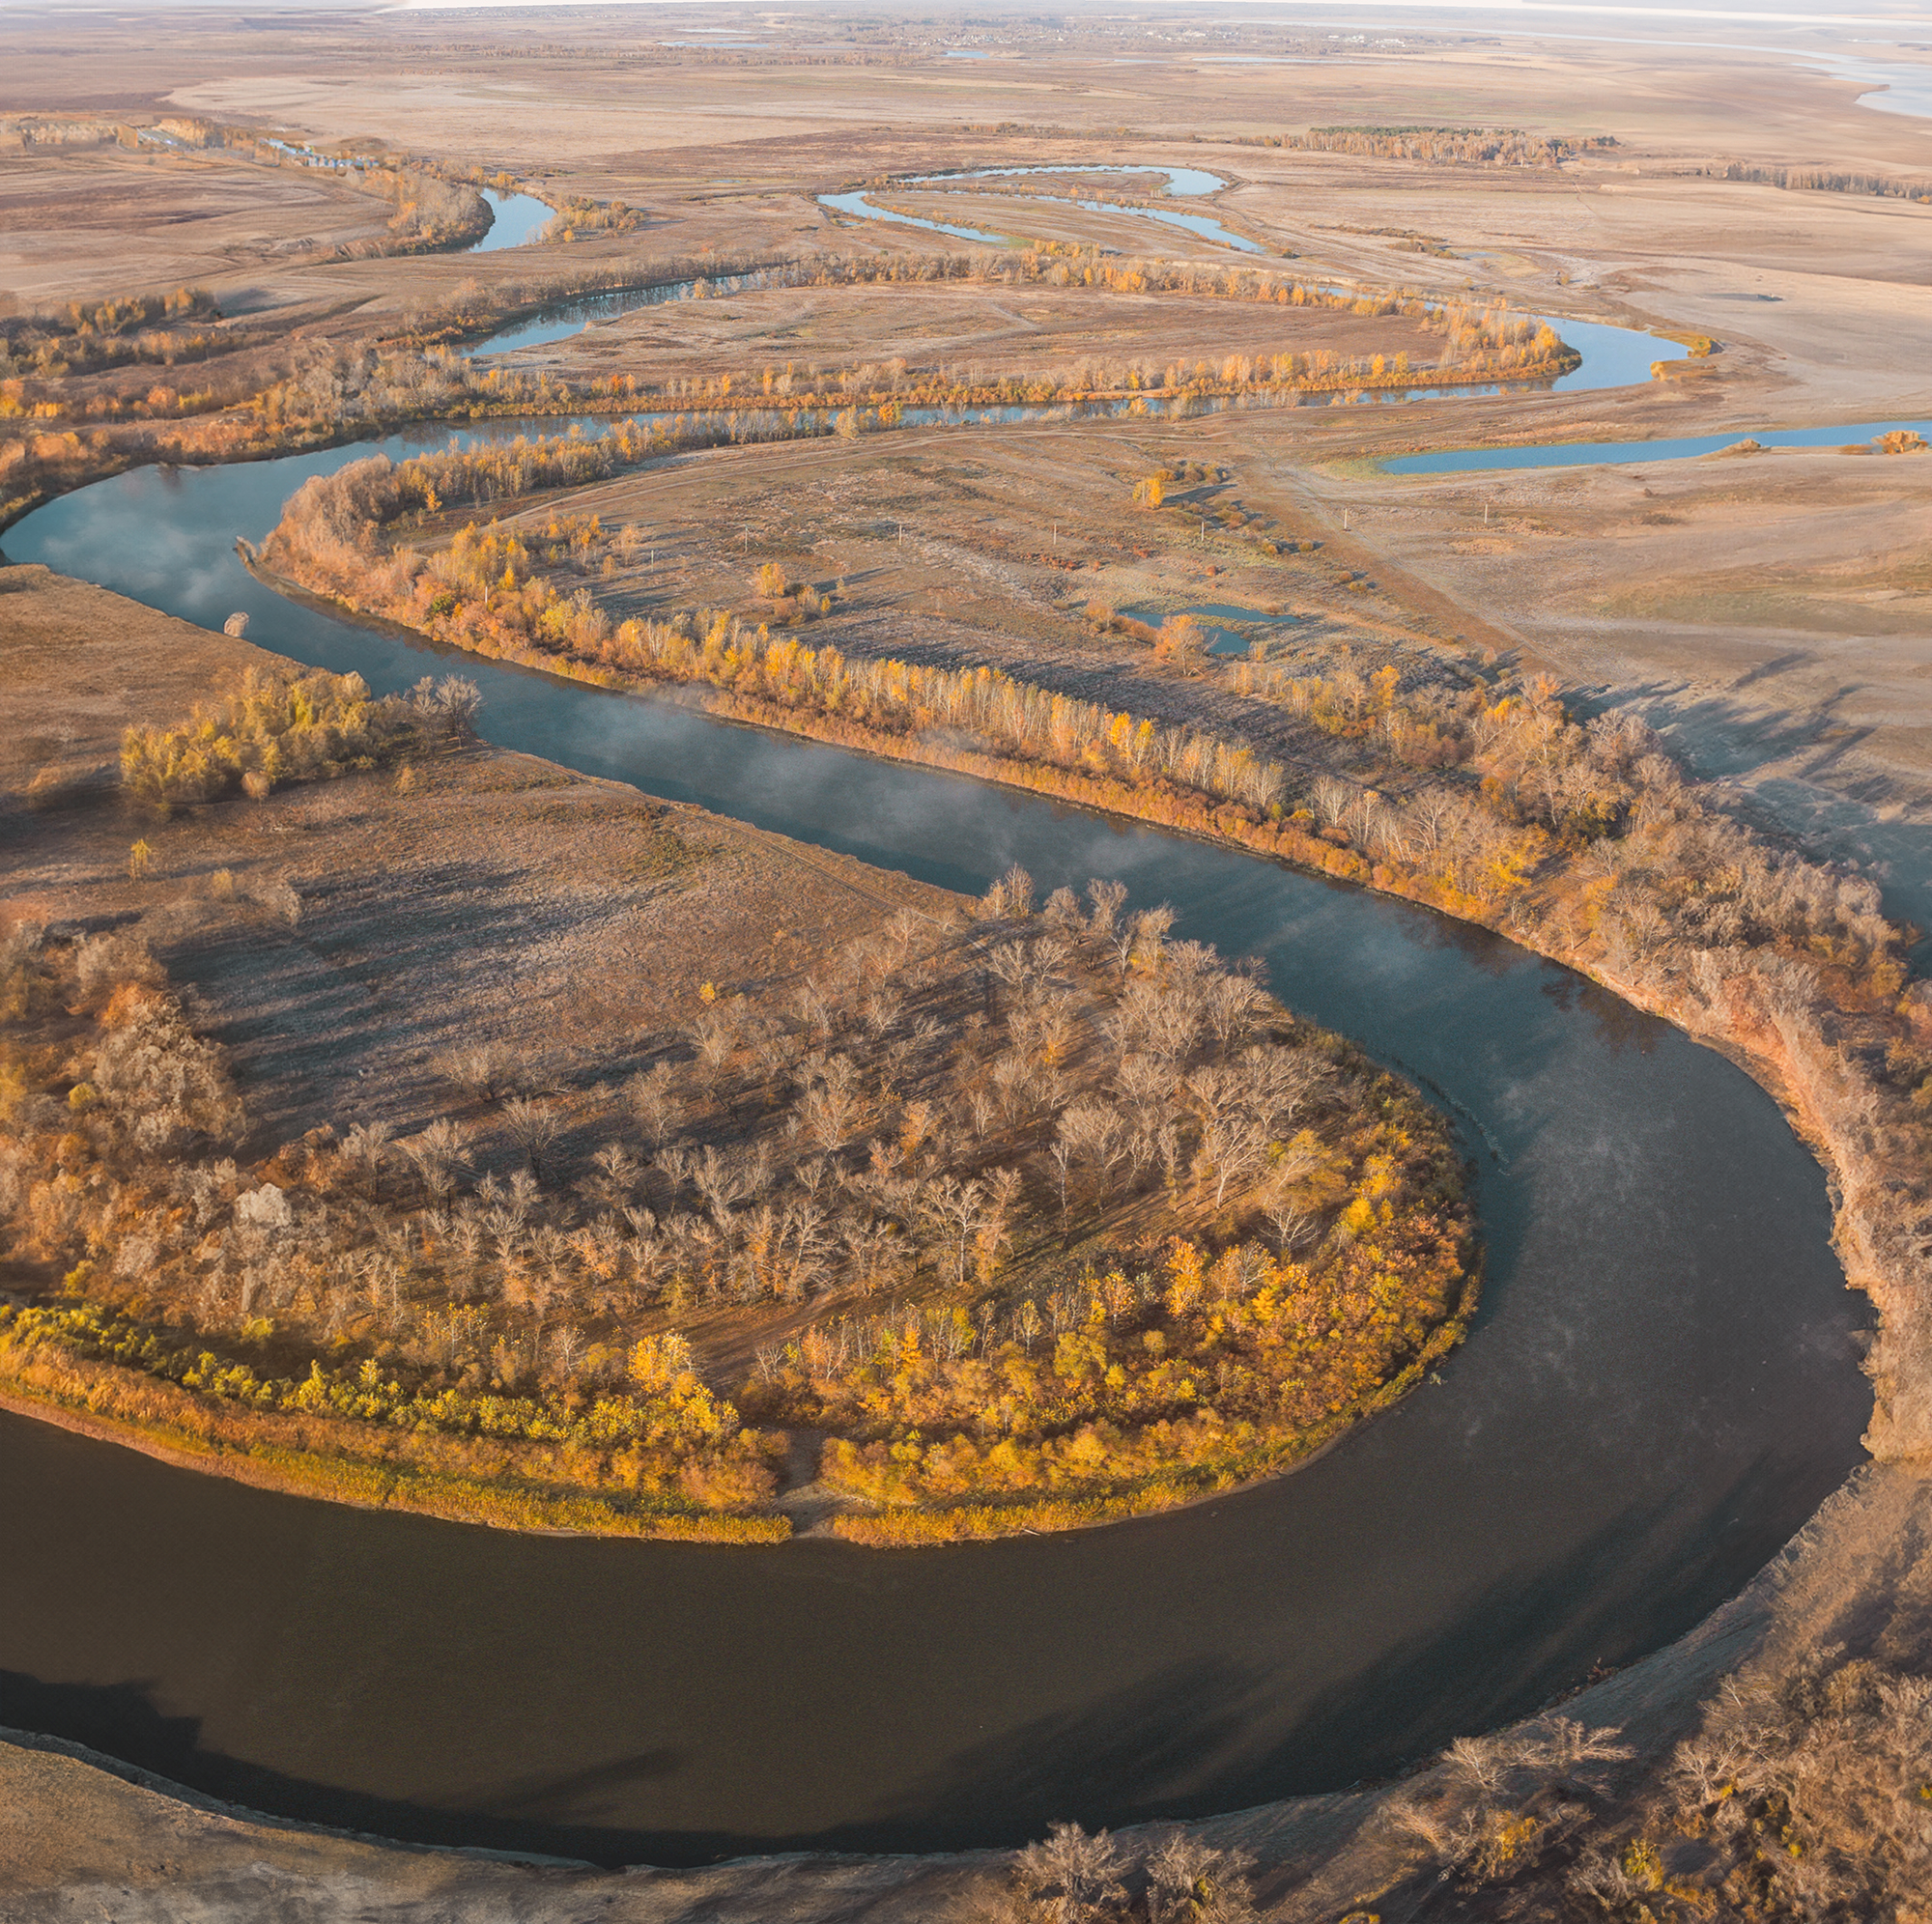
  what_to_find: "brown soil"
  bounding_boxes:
[0,563,953,1154]
[0,148,397,308]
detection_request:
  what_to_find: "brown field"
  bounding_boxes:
[405,414,1439,720]
[506,275,1456,390]
[0,148,399,309]
[0,564,951,1146]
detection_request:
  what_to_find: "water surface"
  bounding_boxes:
[467,188,554,254]
[1383,415,1932,475]
[0,441,1871,1863]
[463,270,775,357]
[821,163,1264,255]
[467,285,1685,407]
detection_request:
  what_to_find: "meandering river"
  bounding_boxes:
[821,163,1266,254]
[0,390,1871,1864]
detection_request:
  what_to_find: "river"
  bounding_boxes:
[468,188,554,253]
[1383,417,1932,476]
[821,164,1267,255]
[0,404,1871,1865]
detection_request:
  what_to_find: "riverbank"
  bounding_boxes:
[255,503,1926,1477]
[0,1372,786,1543]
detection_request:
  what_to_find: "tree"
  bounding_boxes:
[1154,614,1203,664]
[340,1119,393,1181]
[1145,1831,1258,1924]
[501,1096,561,1173]
[1057,1103,1127,1202]
[625,1061,683,1146]
[1012,1823,1125,1924]
[398,1118,469,1202]
[1086,878,1126,939]
[437,1040,513,1101]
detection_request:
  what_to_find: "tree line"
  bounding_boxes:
[264,450,1293,817]
[120,665,479,809]
[1282,125,1619,166]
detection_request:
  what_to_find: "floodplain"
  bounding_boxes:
[4,5,1932,1920]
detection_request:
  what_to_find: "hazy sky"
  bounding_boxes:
[5,0,1930,32]
[356,0,1932,39]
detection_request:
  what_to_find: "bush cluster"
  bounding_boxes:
[121,666,479,808]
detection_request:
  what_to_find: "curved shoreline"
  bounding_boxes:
[5,1467,1899,1911]
[0,1325,1459,1552]
[6,600,1483,1548]
[256,555,1889,1347]
[0,417,1881,1869]
[0,1381,770,1543]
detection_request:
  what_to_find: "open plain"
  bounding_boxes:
[5,3,1932,1919]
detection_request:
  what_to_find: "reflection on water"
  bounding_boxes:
[1814,51,1932,119]
[821,184,1684,395]
[466,188,554,254]
[1384,414,1932,474]
[936,162,1230,197]
[0,441,1871,1861]
[821,162,1264,255]
[465,313,1685,407]
[464,270,775,356]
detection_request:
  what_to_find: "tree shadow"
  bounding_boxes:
[157,856,581,1140]
[0,1669,714,1867]
[0,1455,1843,1870]
[849,1457,1811,1853]
[1537,969,1666,1057]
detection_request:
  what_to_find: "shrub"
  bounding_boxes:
[120,666,479,809]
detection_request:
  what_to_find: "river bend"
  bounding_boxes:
[0,425,1871,1865]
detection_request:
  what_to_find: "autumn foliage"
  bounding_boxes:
[0,841,1471,1544]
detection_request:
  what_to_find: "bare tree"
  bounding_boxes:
[501,1096,562,1174]
[340,1119,393,1183]
[437,1040,513,1101]
[398,1118,470,1203]
[1042,886,1084,930]
[1085,877,1127,939]
[625,1061,684,1147]
[1144,1831,1258,1924]
[1011,1823,1125,1924]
